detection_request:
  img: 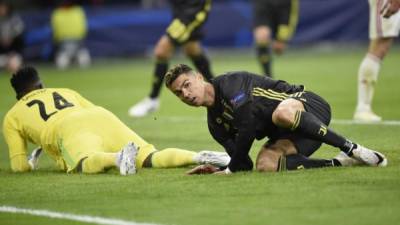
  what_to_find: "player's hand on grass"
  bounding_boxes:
[212,167,233,175]
[186,164,220,175]
[212,170,230,175]
[28,147,42,170]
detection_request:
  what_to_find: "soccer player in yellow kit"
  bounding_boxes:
[3,66,229,175]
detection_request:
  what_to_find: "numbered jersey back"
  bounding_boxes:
[4,88,95,145]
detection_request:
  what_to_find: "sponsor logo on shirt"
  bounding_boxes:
[230,92,246,106]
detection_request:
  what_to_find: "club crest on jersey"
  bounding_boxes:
[230,92,246,106]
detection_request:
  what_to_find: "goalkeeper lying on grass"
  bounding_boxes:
[3,66,230,175]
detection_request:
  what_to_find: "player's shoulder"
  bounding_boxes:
[3,108,13,122]
[218,70,254,78]
[3,105,18,130]
[214,71,260,89]
[212,71,259,103]
[48,87,80,95]
[48,87,74,92]
[213,71,256,84]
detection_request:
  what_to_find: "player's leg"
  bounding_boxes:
[76,41,91,68]
[92,107,226,169]
[145,148,230,168]
[272,92,387,166]
[177,0,213,81]
[79,142,137,175]
[149,35,175,99]
[55,42,72,70]
[81,105,228,171]
[354,0,400,121]
[58,132,120,174]
[58,127,136,175]
[354,38,393,122]
[254,25,273,77]
[273,0,298,55]
[184,41,214,81]
[6,53,23,73]
[6,33,24,73]
[143,148,196,168]
[57,108,142,174]
[66,138,138,175]
[128,35,174,117]
[128,0,212,117]
[256,139,339,172]
[80,152,118,174]
[252,0,274,77]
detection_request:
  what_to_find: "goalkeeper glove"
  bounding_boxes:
[28,147,42,170]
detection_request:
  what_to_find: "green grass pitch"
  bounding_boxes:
[0,47,399,225]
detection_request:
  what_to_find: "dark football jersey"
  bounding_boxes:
[207,71,304,171]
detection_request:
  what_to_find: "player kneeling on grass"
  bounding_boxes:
[3,66,230,175]
[165,64,388,175]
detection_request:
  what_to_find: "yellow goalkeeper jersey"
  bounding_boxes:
[3,88,95,172]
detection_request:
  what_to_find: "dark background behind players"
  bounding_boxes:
[5,0,389,64]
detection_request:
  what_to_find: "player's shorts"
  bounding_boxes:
[369,0,400,39]
[252,0,299,41]
[54,107,157,172]
[264,91,331,157]
[166,0,211,45]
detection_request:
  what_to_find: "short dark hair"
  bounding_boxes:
[165,64,194,88]
[10,66,42,99]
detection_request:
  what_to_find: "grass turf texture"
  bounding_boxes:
[0,47,399,225]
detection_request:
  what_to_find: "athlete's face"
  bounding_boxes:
[169,72,206,107]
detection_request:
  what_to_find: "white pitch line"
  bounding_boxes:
[0,206,161,225]
[146,116,400,126]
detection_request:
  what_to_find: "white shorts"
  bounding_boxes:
[369,0,400,39]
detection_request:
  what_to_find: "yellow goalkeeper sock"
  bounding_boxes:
[82,152,117,174]
[151,148,196,168]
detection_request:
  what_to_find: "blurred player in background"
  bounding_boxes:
[252,0,299,77]
[165,64,387,175]
[353,0,400,122]
[128,0,214,117]
[51,0,91,70]
[3,66,229,175]
[0,0,24,73]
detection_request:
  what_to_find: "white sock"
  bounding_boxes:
[356,54,381,112]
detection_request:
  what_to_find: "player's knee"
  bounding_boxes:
[154,38,173,60]
[154,46,170,60]
[254,26,271,43]
[183,43,201,57]
[273,99,303,127]
[272,105,293,127]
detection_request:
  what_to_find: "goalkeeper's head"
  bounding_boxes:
[10,66,44,100]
